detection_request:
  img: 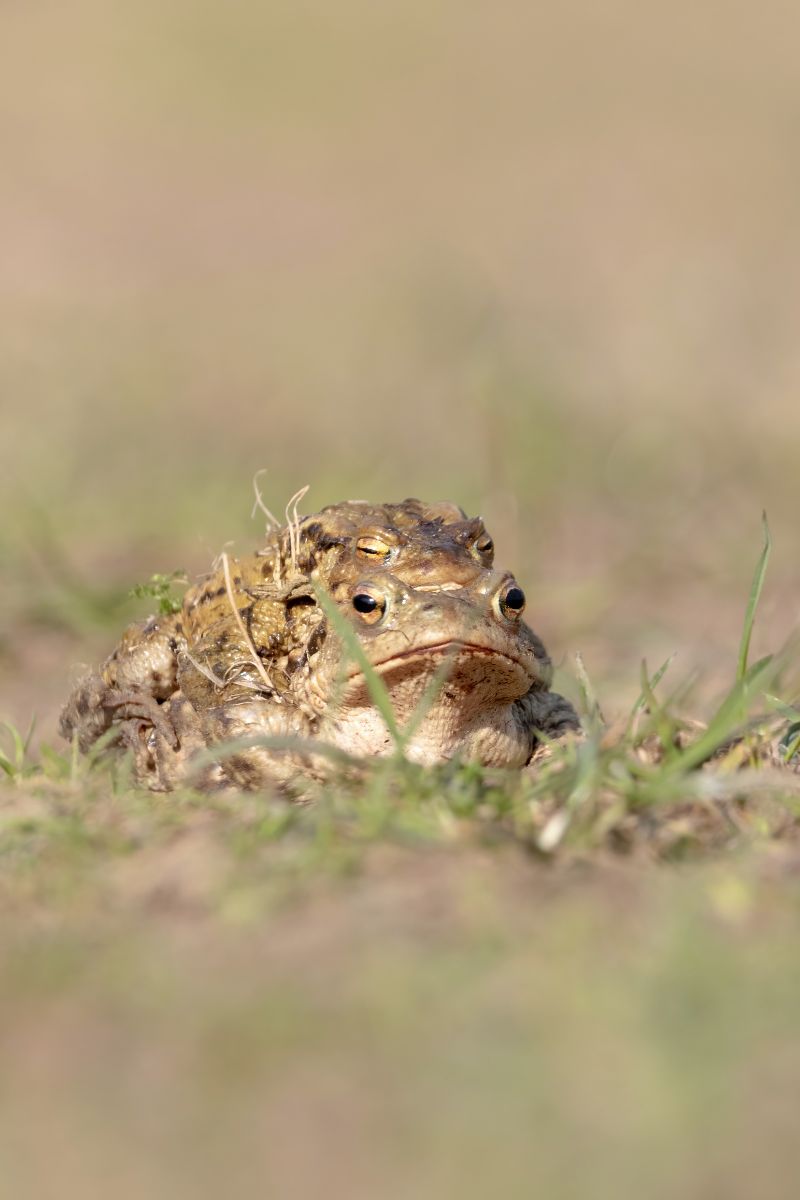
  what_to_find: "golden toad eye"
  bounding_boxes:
[476,535,494,556]
[356,536,391,561]
[497,583,525,620]
[352,590,386,624]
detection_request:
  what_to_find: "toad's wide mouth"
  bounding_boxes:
[343,639,537,696]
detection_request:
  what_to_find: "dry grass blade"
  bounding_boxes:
[181,648,227,690]
[284,484,310,574]
[250,468,281,529]
[220,552,275,692]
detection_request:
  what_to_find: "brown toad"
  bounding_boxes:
[171,567,580,792]
[60,497,578,790]
[60,499,499,769]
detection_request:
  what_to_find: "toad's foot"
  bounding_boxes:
[60,673,179,753]
[520,689,582,767]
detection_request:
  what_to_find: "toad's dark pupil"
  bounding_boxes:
[480,540,493,553]
[353,593,378,614]
[504,586,525,611]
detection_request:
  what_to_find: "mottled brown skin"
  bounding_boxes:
[61,498,579,791]
[175,568,580,792]
[314,569,579,767]
[61,500,497,770]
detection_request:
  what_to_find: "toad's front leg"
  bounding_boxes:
[59,673,180,753]
[200,699,324,793]
[517,687,582,767]
[60,613,184,755]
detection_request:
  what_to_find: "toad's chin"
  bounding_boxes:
[322,644,536,767]
[340,640,535,719]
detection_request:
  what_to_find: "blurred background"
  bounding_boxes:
[4,7,800,1199]
[2,0,800,730]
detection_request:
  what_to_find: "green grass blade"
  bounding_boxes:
[662,654,778,776]
[0,722,28,777]
[632,658,682,758]
[190,733,370,777]
[628,655,674,724]
[781,723,800,765]
[21,715,37,756]
[764,694,800,722]
[737,512,771,683]
[312,581,404,751]
[574,652,603,731]
[742,653,774,685]
[397,651,458,749]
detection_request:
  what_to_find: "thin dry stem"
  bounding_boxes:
[220,552,275,693]
[182,648,227,690]
[210,541,236,573]
[284,484,310,575]
[251,469,281,529]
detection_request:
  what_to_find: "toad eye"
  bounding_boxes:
[356,536,391,561]
[496,583,526,620]
[352,591,386,624]
[470,528,494,559]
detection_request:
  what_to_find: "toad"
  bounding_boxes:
[60,498,578,790]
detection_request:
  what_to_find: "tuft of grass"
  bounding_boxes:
[130,570,188,615]
[0,720,37,780]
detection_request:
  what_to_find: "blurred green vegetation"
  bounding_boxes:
[2,752,800,1199]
